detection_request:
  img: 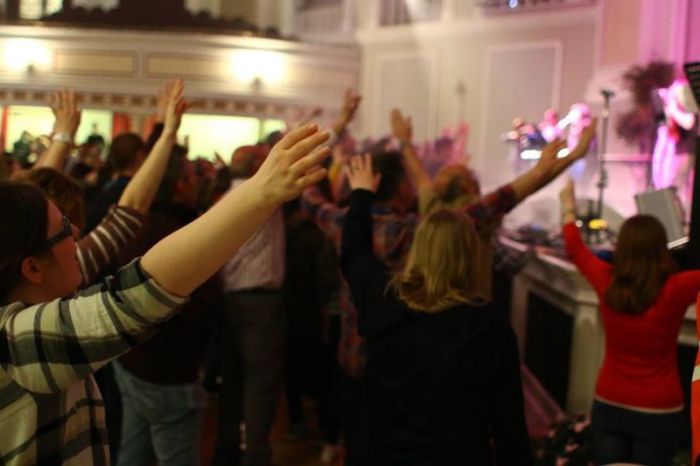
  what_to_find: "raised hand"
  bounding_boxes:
[251,123,331,204]
[347,153,381,193]
[390,109,412,143]
[333,88,362,134]
[156,80,175,122]
[570,118,597,159]
[163,79,187,136]
[35,90,81,168]
[341,88,361,123]
[536,138,569,173]
[559,179,577,211]
[51,89,81,138]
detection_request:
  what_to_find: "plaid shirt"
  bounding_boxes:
[0,259,186,466]
[300,184,517,377]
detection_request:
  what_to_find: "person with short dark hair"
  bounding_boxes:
[114,147,217,466]
[84,132,147,232]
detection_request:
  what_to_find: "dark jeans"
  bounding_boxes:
[214,291,286,466]
[285,315,342,444]
[113,362,204,466]
[592,399,682,466]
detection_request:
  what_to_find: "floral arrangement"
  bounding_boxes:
[616,61,676,153]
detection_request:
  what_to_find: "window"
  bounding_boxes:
[3,105,114,152]
[19,0,62,19]
[179,114,262,164]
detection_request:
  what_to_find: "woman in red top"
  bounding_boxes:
[560,181,700,466]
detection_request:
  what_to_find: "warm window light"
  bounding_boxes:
[231,50,287,86]
[2,40,53,73]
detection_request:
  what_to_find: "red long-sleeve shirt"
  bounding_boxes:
[563,222,700,409]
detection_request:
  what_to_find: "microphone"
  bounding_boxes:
[600,88,615,98]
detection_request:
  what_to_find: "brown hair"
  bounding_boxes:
[433,164,480,205]
[390,209,485,313]
[108,133,145,173]
[15,167,86,232]
[0,182,49,303]
[604,215,677,314]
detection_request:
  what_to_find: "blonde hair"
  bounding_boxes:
[390,209,485,313]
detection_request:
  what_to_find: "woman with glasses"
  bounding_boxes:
[0,123,330,466]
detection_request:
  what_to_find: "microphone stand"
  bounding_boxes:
[593,89,614,243]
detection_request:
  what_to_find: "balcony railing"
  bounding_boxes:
[475,0,596,14]
[379,0,443,26]
[299,3,345,36]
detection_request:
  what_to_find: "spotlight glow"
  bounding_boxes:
[2,39,53,72]
[231,50,287,86]
[520,148,570,160]
[508,0,519,8]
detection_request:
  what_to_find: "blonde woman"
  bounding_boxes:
[340,154,532,466]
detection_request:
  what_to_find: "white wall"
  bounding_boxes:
[686,0,700,62]
[356,6,597,229]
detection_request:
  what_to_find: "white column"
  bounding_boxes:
[637,0,690,63]
[566,304,604,415]
[256,0,279,30]
[341,0,355,34]
[670,0,690,64]
[363,0,381,29]
[279,0,298,37]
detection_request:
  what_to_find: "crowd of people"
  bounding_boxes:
[0,75,697,466]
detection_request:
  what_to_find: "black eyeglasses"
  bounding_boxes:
[40,216,74,250]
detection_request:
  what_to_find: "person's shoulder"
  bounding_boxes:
[450,301,511,329]
[0,301,30,317]
[664,269,700,290]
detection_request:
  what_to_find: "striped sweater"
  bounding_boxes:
[0,260,187,465]
[77,206,143,286]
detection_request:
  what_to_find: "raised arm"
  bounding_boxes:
[330,88,361,142]
[328,145,350,203]
[117,79,186,214]
[143,80,173,152]
[34,89,81,170]
[559,179,610,294]
[461,120,595,233]
[559,178,578,225]
[76,81,186,283]
[391,108,432,193]
[341,154,381,263]
[141,123,330,297]
[341,154,394,336]
[511,119,596,202]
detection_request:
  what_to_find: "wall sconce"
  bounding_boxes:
[231,50,287,87]
[2,39,53,73]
